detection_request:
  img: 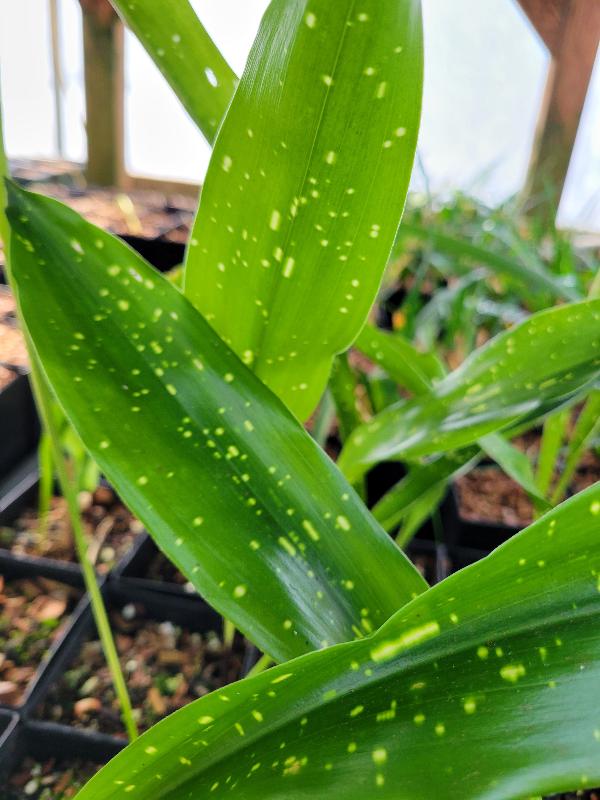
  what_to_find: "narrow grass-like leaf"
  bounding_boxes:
[354,324,444,395]
[7,184,426,662]
[372,447,479,533]
[184,0,423,420]
[479,432,551,510]
[338,302,600,481]
[329,353,363,443]
[536,407,570,497]
[551,391,600,504]
[111,0,238,143]
[395,482,447,547]
[396,221,580,301]
[77,484,600,800]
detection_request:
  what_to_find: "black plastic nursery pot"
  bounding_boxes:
[0,371,40,483]
[30,579,254,740]
[0,558,87,714]
[0,709,20,779]
[0,563,258,786]
[449,470,522,554]
[115,532,199,598]
[0,472,146,585]
[119,234,186,272]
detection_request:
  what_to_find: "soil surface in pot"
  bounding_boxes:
[0,364,17,390]
[7,756,99,799]
[0,285,16,324]
[36,601,248,737]
[455,452,600,529]
[0,321,28,370]
[0,486,144,573]
[0,575,82,705]
[27,181,195,243]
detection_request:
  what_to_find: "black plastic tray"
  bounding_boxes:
[0,371,40,482]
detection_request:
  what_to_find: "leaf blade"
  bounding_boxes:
[111,0,238,143]
[184,0,424,419]
[7,183,426,663]
[77,483,600,799]
[338,302,600,481]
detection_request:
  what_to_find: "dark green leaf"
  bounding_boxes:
[354,324,445,395]
[329,353,363,443]
[7,184,426,662]
[184,0,424,420]
[338,302,600,481]
[77,483,600,799]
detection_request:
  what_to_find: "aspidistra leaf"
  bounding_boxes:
[184,0,423,420]
[78,484,600,799]
[355,324,445,395]
[7,184,426,663]
[110,0,238,143]
[339,302,600,481]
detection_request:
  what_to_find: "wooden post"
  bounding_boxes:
[518,0,600,219]
[80,0,124,186]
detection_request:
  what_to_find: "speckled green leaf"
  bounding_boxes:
[77,484,600,799]
[7,184,426,663]
[355,324,445,395]
[184,0,423,420]
[338,302,600,482]
[110,0,237,143]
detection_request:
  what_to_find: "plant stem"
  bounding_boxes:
[245,653,274,679]
[223,618,236,649]
[29,359,139,741]
[0,85,138,741]
[37,432,54,537]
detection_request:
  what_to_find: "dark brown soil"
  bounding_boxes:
[455,449,600,528]
[0,486,143,573]
[0,575,82,705]
[455,466,535,527]
[36,602,247,737]
[0,285,16,324]
[0,364,17,390]
[0,321,28,370]
[30,182,195,243]
[7,756,99,799]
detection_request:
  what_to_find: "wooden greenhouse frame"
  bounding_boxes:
[71,0,600,218]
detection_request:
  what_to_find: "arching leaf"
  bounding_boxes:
[110,0,238,143]
[184,0,424,420]
[77,484,600,799]
[7,183,426,663]
[339,302,600,482]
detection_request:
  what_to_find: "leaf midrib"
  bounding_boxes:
[252,0,358,380]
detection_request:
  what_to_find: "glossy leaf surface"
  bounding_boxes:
[355,324,445,395]
[339,302,600,481]
[7,185,426,662]
[184,0,423,420]
[111,0,237,143]
[479,433,551,509]
[78,484,600,799]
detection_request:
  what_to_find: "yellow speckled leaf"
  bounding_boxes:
[184,0,423,420]
[7,183,426,664]
[78,485,600,799]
